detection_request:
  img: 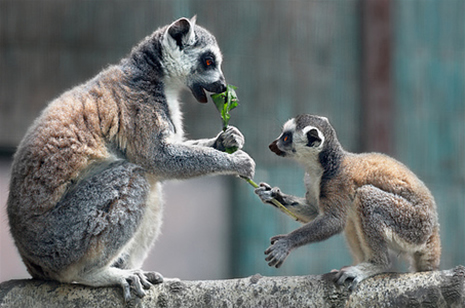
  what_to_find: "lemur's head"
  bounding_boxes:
[270,114,340,164]
[161,17,226,102]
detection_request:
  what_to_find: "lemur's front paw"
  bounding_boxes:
[334,263,381,291]
[264,235,291,268]
[254,183,283,206]
[231,150,255,179]
[214,126,245,151]
[255,183,273,204]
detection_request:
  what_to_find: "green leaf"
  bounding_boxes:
[211,85,238,131]
[225,146,238,154]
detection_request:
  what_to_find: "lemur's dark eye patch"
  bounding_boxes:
[281,132,292,145]
[201,52,216,69]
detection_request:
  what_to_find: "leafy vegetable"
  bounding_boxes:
[211,84,239,154]
[210,85,299,221]
[211,84,239,131]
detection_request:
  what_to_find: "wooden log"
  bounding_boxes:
[1,266,464,307]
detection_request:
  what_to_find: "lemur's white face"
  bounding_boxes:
[269,117,325,164]
[162,17,226,103]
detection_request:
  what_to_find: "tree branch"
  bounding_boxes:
[1,266,464,307]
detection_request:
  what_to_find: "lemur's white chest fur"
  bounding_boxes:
[302,146,324,207]
[164,83,185,144]
[304,168,323,207]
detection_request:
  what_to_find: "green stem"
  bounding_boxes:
[241,177,299,221]
[213,85,298,222]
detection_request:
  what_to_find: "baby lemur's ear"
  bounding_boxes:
[306,128,322,147]
[164,17,196,51]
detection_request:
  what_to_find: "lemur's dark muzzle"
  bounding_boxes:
[190,79,226,103]
[269,140,286,157]
[204,80,227,94]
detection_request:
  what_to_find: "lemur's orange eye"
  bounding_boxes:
[206,59,213,66]
[284,136,289,142]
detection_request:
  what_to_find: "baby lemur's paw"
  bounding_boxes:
[121,270,163,302]
[334,263,383,291]
[254,183,283,205]
[214,126,245,152]
[264,234,292,268]
[231,150,255,179]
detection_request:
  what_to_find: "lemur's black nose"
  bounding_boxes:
[216,75,227,93]
[218,82,227,93]
[207,80,226,94]
[269,140,286,157]
[215,78,227,93]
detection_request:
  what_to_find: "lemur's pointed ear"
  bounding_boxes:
[164,17,195,51]
[306,128,322,147]
[190,15,197,26]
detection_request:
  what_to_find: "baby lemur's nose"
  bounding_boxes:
[269,140,286,157]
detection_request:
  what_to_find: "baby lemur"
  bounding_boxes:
[7,17,255,301]
[255,114,440,289]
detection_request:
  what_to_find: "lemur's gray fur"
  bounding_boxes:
[255,114,440,289]
[7,17,255,301]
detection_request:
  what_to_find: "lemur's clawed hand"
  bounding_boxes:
[264,234,292,268]
[230,150,255,179]
[254,182,283,206]
[214,126,245,152]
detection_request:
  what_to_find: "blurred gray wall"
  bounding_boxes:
[1,0,464,282]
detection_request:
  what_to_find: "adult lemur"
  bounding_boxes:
[255,114,440,289]
[7,17,255,301]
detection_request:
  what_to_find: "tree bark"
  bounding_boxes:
[1,266,464,308]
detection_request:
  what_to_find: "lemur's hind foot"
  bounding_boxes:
[74,267,163,301]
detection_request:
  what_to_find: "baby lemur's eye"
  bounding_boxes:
[281,132,292,145]
[205,58,213,66]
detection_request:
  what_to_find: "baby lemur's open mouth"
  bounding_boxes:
[190,81,227,103]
